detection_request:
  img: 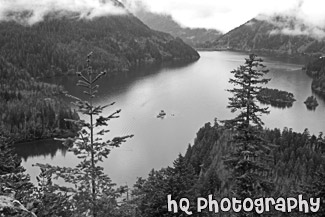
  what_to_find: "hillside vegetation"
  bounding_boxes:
[134,9,222,48]
[305,56,325,97]
[0,57,79,142]
[0,8,200,141]
[213,16,325,56]
[130,122,325,216]
[0,13,199,78]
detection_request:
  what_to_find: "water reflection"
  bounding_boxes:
[15,61,197,162]
[45,60,198,99]
[14,139,67,162]
[259,101,294,109]
[16,51,325,186]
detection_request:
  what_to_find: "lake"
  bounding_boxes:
[15,51,325,186]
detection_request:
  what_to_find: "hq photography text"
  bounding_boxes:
[167,194,320,215]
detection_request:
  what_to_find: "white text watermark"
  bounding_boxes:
[167,194,320,215]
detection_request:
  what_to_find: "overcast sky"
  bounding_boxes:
[129,0,325,33]
[1,0,325,34]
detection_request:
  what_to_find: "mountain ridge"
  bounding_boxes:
[134,8,222,48]
[0,11,200,78]
[212,15,325,56]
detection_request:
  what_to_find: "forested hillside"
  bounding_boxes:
[0,13,199,78]
[1,1,324,214]
[134,9,222,48]
[128,54,325,217]
[0,4,200,142]
[213,15,325,56]
[130,122,325,216]
[0,57,79,142]
[186,123,324,194]
[305,56,325,97]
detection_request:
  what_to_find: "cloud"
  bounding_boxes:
[270,27,325,39]
[0,0,126,25]
[1,0,325,39]
[256,1,325,40]
[124,0,325,37]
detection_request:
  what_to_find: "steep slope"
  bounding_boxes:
[0,57,79,142]
[305,56,325,96]
[0,12,200,78]
[134,9,222,48]
[184,123,324,196]
[132,122,325,215]
[213,15,325,56]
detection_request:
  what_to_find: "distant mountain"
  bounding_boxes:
[134,9,222,48]
[213,15,325,56]
[0,11,199,78]
[0,4,200,141]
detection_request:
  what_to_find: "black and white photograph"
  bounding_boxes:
[0,0,324,216]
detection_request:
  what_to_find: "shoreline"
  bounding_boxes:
[13,131,77,145]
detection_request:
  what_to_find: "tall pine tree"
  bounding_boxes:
[130,154,197,217]
[223,54,274,216]
[36,52,133,217]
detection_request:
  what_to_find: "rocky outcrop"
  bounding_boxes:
[0,195,36,217]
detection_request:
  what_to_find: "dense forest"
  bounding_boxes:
[256,88,296,108]
[0,57,79,142]
[0,3,200,141]
[0,7,202,215]
[129,123,325,216]
[127,54,325,217]
[2,122,324,216]
[212,15,325,56]
[0,13,199,79]
[305,56,325,97]
[0,3,324,215]
[1,51,325,216]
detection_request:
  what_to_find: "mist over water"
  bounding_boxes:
[16,51,325,186]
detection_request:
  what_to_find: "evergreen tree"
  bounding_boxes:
[167,154,197,213]
[36,52,133,217]
[0,57,79,142]
[130,154,197,217]
[301,134,325,217]
[32,167,73,217]
[132,168,170,217]
[305,169,325,216]
[223,54,274,216]
[0,129,34,216]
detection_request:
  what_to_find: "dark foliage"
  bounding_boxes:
[304,96,319,110]
[222,55,274,214]
[305,56,325,97]
[0,13,199,79]
[128,121,325,216]
[257,87,296,108]
[36,53,133,217]
[302,169,325,216]
[131,154,197,217]
[0,131,34,216]
[213,16,325,56]
[32,168,73,217]
[0,57,79,142]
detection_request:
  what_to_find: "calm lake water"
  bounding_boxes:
[15,51,325,186]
